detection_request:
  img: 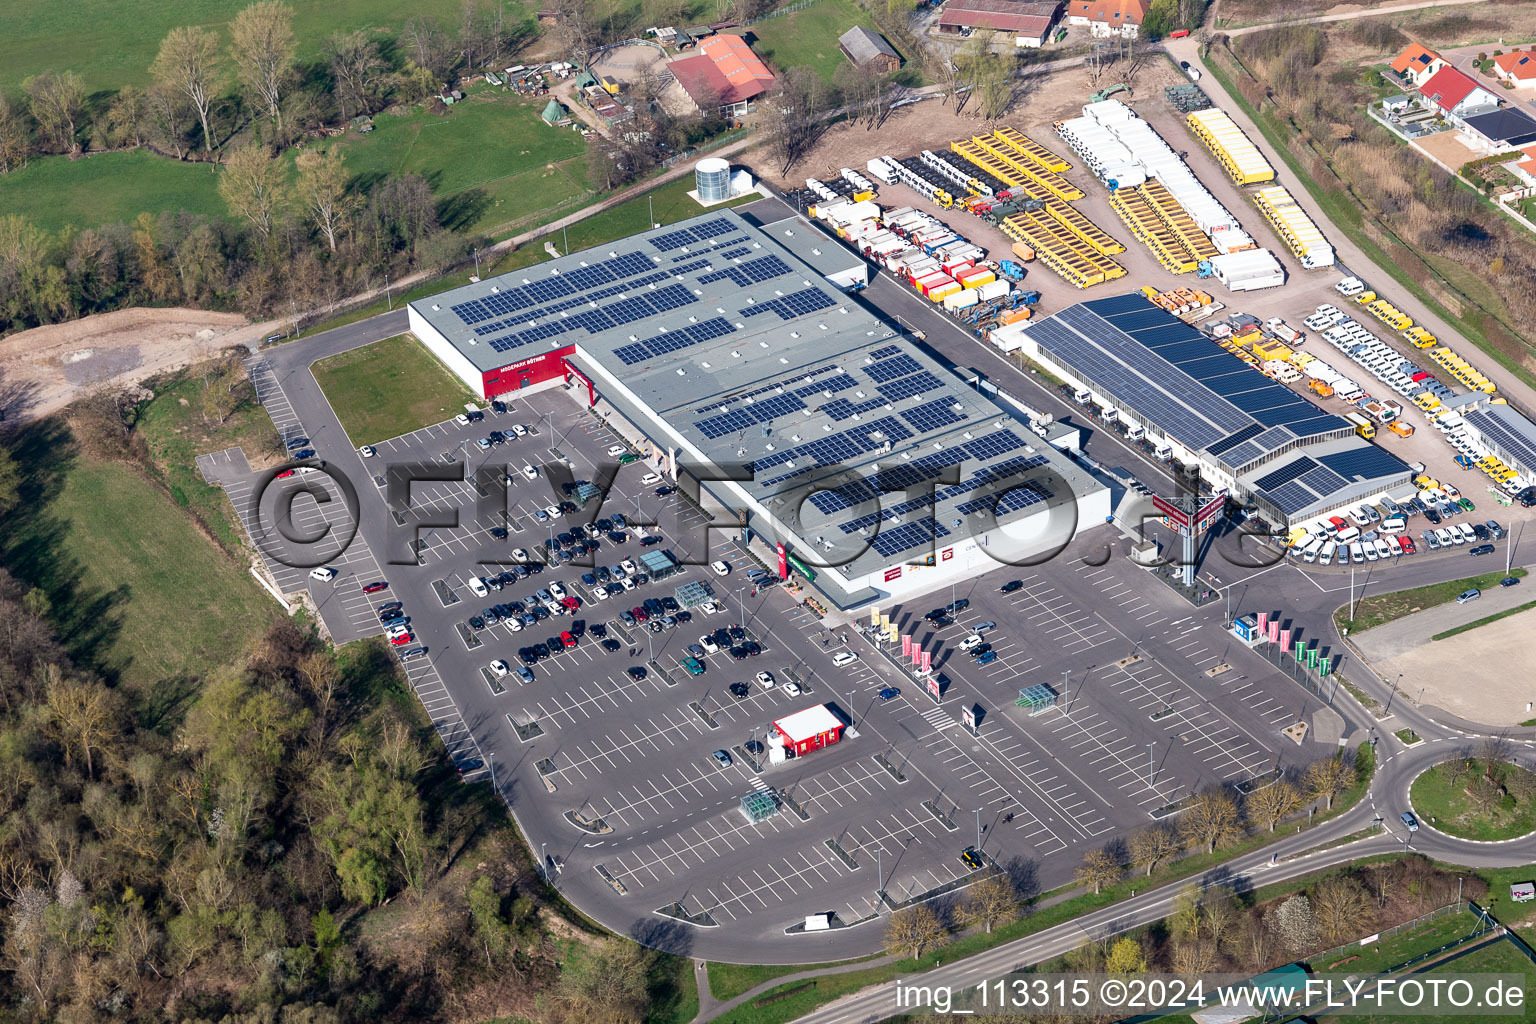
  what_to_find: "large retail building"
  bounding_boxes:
[406,209,1109,606]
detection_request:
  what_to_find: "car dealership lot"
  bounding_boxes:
[219,361,1353,953]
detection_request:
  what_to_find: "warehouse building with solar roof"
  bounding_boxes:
[407,209,1110,605]
[993,294,1415,529]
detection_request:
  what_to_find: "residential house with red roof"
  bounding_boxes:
[1065,0,1148,38]
[1493,50,1536,92]
[668,33,775,117]
[1418,64,1500,124]
[1389,43,1446,88]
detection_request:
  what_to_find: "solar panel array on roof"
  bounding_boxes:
[1253,456,1317,492]
[1208,423,1265,457]
[1265,481,1317,516]
[1319,447,1411,482]
[1298,465,1348,496]
[1030,297,1353,458]
[613,316,738,365]
[1466,408,1536,470]
[869,344,903,360]
[865,353,922,382]
[753,415,915,489]
[738,287,837,322]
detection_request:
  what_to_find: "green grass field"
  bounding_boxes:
[312,333,478,445]
[1330,938,1535,1024]
[0,148,226,234]
[1,433,277,706]
[1335,569,1529,633]
[748,0,901,84]
[2,89,587,236]
[327,90,593,235]
[5,0,534,93]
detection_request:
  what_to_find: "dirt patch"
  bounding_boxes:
[1413,130,1484,172]
[0,307,274,423]
[1375,605,1536,727]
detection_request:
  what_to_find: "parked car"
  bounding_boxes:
[878,687,901,701]
[711,749,733,768]
[362,581,389,593]
[1456,588,1481,604]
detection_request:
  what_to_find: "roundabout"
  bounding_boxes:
[1408,756,1536,843]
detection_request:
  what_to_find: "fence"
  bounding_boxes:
[1305,901,1473,970]
[743,0,825,26]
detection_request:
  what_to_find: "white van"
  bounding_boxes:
[1457,523,1477,544]
[1373,538,1394,560]
[1335,526,1361,545]
[1302,538,1324,563]
[1380,516,1406,534]
[1363,542,1378,562]
[468,577,489,598]
[1350,542,1366,564]
[1436,527,1459,546]
[639,472,662,485]
[1319,541,1337,566]
[831,651,859,667]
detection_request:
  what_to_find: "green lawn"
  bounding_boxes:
[707,956,880,1003]
[1410,759,1536,842]
[647,953,701,1024]
[1335,569,1529,633]
[1331,937,1536,1024]
[749,0,903,85]
[0,430,277,707]
[3,90,587,236]
[0,148,225,234]
[132,366,284,553]
[327,90,593,235]
[4,0,534,93]
[312,333,479,445]
[1309,909,1483,977]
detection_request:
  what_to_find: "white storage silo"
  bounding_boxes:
[695,157,731,203]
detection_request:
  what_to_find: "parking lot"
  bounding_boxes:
[214,342,1358,958]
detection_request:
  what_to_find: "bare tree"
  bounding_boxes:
[0,93,33,172]
[460,0,511,74]
[885,905,947,960]
[230,1,297,141]
[1304,755,1352,810]
[1074,847,1121,895]
[1246,779,1299,831]
[924,50,967,113]
[759,67,835,177]
[218,145,288,236]
[151,26,224,157]
[295,147,356,251]
[1128,824,1180,876]
[957,873,1018,933]
[401,18,456,80]
[1203,886,1241,947]
[144,84,195,160]
[22,71,86,153]
[961,32,1014,121]
[1477,733,1514,779]
[1179,788,1245,853]
[44,675,118,779]
[1170,936,1219,974]
[546,0,603,67]
[106,86,149,148]
[327,30,389,121]
[1312,875,1371,942]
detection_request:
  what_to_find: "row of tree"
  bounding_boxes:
[0,162,464,334]
[885,853,1480,986]
[0,0,527,168]
[1069,752,1367,901]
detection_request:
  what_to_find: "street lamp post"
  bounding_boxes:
[473,248,481,278]
[385,273,392,311]
[975,808,982,851]
[1147,742,1155,788]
